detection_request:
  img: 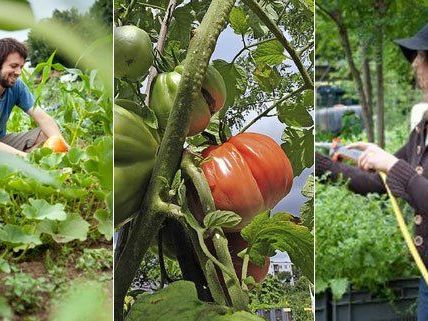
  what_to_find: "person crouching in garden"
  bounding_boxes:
[0,38,67,157]
[316,23,428,320]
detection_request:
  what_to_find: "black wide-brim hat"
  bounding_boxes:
[394,23,428,62]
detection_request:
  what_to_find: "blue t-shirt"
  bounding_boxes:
[0,78,34,138]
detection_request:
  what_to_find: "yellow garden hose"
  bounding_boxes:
[379,171,428,285]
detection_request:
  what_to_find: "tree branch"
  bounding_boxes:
[315,2,374,141]
[244,0,313,89]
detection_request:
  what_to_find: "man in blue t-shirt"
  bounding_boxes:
[0,38,67,157]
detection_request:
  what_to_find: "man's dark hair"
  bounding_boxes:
[0,38,28,68]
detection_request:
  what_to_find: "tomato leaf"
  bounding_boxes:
[253,62,281,92]
[253,40,286,66]
[21,198,67,221]
[126,280,264,321]
[241,211,314,282]
[228,7,249,35]
[281,127,314,176]
[203,210,242,229]
[278,101,313,128]
[212,60,247,114]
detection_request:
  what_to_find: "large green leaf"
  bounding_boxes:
[0,152,60,187]
[0,224,42,248]
[21,198,67,221]
[38,213,89,243]
[241,211,314,282]
[84,136,113,191]
[126,281,264,321]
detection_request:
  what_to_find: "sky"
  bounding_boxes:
[0,0,95,41]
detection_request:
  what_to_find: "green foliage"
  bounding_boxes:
[50,280,112,321]
[76,248,113,272]
[300,175,314,230]
[126,281,264,321]
[241,211,314,282]
[0,58,112,321]
[249,274,313,321]
[3,273,55,313]
[315,179,415,299]
[27,3,111,67]
[115,1,313,319]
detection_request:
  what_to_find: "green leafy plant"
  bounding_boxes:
[315,179,415,299]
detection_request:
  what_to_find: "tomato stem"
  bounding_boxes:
[181,152,249,310]
[241,253,250,291]
[243,0,313,89]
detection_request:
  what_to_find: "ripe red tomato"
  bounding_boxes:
[201,132,293,231]
[226,232,270,283]
[43,135,68,153]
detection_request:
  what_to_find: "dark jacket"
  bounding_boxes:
[316,118,428,267]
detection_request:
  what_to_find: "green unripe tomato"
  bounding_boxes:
[114,103,159,226]
[149,64,226,136]
[114,25,154,80]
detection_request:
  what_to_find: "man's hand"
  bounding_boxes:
[347,142,398,172]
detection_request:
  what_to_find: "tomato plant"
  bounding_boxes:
[114,1,314,321]
[226,232,270,283]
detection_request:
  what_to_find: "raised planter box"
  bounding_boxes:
[316,278,419,321]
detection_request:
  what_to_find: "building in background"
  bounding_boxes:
[268,251,294,285]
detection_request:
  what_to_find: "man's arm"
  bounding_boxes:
[0,141,27,157]
[28,107,62,138]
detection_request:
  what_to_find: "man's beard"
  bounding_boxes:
[0,71,17,88]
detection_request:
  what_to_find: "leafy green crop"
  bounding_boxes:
[315,179,415,299]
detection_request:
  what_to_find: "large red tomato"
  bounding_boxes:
[226,232,270,283]
[201,132,293,231]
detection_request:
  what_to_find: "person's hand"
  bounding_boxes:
[347,142,398,172]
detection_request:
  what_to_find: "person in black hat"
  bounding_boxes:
[316,23,428,321]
